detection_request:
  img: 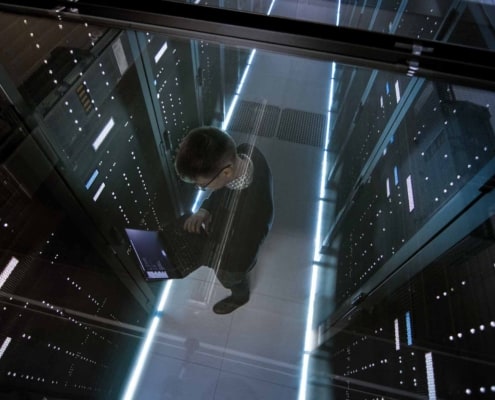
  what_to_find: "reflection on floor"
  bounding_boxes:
[133,52,334,399]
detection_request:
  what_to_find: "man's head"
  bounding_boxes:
[175,126,237,191]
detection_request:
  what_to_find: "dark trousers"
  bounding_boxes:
[213,257,257,300]
[209,211,269,300]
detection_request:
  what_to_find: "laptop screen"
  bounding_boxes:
[125,228,176,280]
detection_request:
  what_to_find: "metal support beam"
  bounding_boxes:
[0,0,495,90]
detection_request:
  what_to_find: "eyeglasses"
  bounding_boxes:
[194,164,232,191]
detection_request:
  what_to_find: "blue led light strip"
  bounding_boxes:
[85,169,99,190]
[405,311,413,345]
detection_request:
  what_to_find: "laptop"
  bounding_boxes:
[125,215,212,281]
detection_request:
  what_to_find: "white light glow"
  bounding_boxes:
[121,281,172,400]
[299,0,340,389]
[395,80,401,103]
[303,265,320,352]
[156,280,173,312]
[92,118,114,150]
[121,316,160,400]
[267,0,276,15]
[222,95,240,133]
[221,50,256,132]
[406,175,415,212]
[92,182,105,202]
[297,353,311,400]
[394,318,400,350]
[425,352,437,400]
[0,337,12,360]
[154,42,168,64]
[0,257,19,289]
[314,60,337,260]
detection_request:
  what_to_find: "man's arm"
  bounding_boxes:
[183,208,211,234]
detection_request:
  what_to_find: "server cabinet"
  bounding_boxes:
[316,199,495,399]
[316,66,495,400]
[0,95,149,397]
[0,12,198,398]
[0,8,254,397]
[323,77,495,309]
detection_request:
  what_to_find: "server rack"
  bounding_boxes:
[0,5,255,397]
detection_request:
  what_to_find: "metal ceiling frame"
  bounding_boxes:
[1,0,495,91]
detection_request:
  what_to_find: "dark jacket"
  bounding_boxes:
[201,143,274,275]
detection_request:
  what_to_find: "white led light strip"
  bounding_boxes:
[425,352,437,400]
[92,182,105,202]
[92,118,115,151]
[154,42,168,64]
[0,257,19,289]
[0,337,12,360]
[394,318,400,350]
[121,281,172,399]
[406,175,415,212]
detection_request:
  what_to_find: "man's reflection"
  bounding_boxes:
[174,126,274,314]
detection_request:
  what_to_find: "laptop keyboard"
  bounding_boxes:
[161,217,211,276]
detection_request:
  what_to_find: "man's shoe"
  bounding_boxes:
[213,295,249,315]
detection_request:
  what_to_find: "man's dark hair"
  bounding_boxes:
[175,126,237,182]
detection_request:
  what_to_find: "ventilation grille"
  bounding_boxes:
[228,101,326,147]
[276,108,326,147]
[227,100,279,137]
[76,83,94,114]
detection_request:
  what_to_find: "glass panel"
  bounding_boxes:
[169,0,495,51]
[316,212,495,399]
[0,6,494,400]
[323,74,495,309]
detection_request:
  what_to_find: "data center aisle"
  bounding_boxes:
[133,51,333,399]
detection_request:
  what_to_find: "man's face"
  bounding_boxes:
[193,164,232,191]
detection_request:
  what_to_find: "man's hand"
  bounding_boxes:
[183,209,211,234]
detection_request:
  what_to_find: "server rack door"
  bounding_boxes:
[0,13,189,398]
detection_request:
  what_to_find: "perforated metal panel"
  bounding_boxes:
[227,100,280,137]
[277,108,326,147]
[228,101,326,147]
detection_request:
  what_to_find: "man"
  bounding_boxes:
[174,126,274,314]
